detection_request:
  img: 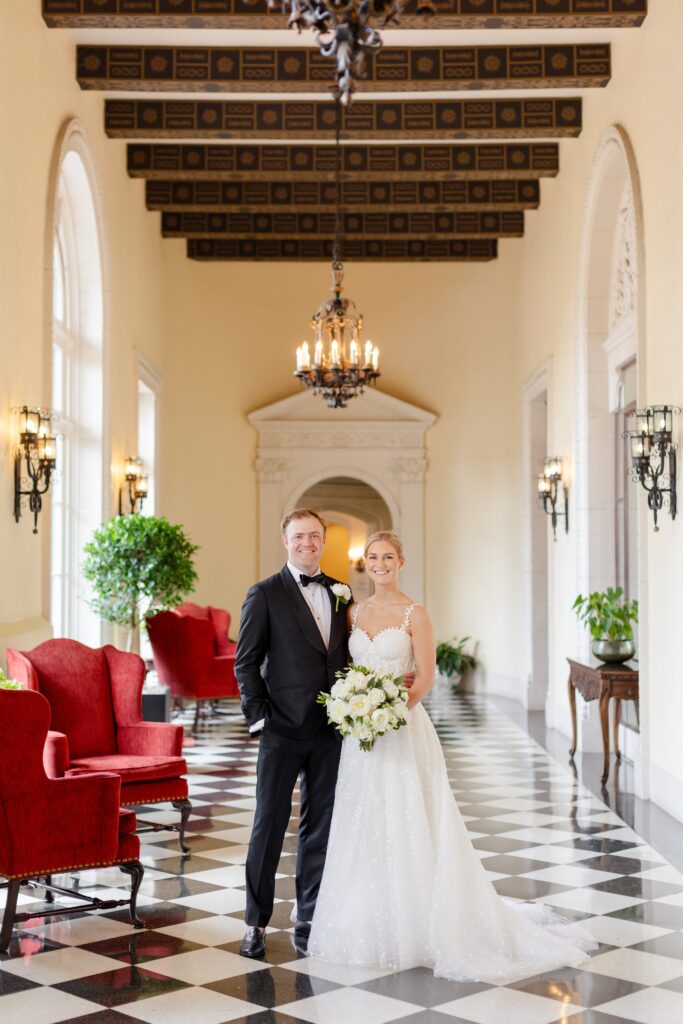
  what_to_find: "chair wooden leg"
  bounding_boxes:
[119,861,145,928]
[0,880,21,952]
[44,874,54,903]
[193,699,203,734]
[172,798,192,855]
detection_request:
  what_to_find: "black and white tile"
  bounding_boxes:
[3,689,683,1024]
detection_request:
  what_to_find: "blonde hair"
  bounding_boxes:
[364,530,404,561]
[281,507,327,537]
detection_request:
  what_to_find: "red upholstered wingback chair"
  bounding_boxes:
[175,602,237,657]
[147,605,239,732]
[0,688,144,952]
[6,639,191,854]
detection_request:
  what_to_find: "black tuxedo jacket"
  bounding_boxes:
[235,566,350,740]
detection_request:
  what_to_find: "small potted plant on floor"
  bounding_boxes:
[0,668,22,690]
[436,636,477,690]
[573,586,638,664]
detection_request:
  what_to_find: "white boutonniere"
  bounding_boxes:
[330,583,352,612]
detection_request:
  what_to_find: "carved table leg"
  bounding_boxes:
[568,673,578,760]
[613,699,622,762]
[599,690,611,786]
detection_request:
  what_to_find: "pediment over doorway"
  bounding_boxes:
[247,389,436,602]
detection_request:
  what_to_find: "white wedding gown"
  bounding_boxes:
[307,611,597,983]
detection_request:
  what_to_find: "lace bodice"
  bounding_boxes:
[348,603,415,677]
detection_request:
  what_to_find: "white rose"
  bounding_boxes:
[368,686,385,707]
[382,679,399,700]
[345,670,367,693]
[328,698,349,724]
[331,679,350,699]
[352,721,372,741]
[371,708,390,733]
[348,693,372,718]
[331,583,352,604]
[394,702,408,721]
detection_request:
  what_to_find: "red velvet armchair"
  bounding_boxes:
[0,688,144,953]
[6,639,192,855]
[147,603,239,732]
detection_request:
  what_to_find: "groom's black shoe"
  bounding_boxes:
[293,921,311,955]
[239,927,266,959]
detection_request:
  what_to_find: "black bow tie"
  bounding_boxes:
[299,573,327,588]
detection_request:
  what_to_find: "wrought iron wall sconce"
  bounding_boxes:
[348,547,365,573]
[13,406,58,534]
[537,456,569,541]
[625,405,679,531]
[118,456,148,515]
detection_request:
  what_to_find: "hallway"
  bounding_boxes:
[3,692,683,1024]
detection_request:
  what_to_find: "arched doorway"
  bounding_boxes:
[573,126,646,776]
[296,476,393,598]
[248,388,436,602]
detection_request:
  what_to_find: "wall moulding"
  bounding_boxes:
[248,389,436,602]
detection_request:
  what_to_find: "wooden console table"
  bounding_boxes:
[567,658,639,785]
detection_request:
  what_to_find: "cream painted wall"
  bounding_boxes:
[511,0,683,818]
[160,247,523,686]
[0,3,164,663]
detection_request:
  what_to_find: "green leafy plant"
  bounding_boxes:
[0,668,23,690]
[83,514,199,650]
[573,587,638,641]
[436,636,477,681]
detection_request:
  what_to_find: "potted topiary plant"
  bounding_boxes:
[83,514,199,653]
[436,636,477,690]
[573,586,638,664]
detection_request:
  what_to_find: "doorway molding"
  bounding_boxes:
[248,390,437,602]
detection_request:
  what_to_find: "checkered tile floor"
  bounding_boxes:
[3,689,683,1024]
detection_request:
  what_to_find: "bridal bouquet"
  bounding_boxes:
[317,664,409,751]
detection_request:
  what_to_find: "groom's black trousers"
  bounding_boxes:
[245,726,341,928]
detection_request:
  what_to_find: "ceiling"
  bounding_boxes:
[42,1,648,263]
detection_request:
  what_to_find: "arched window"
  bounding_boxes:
[50,130,105,644]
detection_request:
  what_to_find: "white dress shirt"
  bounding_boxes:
[249,563,332,734]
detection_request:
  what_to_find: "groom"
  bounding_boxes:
[235,508,350,958]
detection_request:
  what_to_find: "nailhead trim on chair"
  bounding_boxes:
[1,856,140,881]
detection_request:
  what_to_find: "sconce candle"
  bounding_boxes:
[13,406,58,534]
[536,456,569,541]
[625,405,679,531]
[119,456,147,515]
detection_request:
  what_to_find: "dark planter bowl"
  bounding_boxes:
[592,639,635,664]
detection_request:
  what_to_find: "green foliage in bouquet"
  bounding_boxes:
[0,668,23,690]
[573,587,638,641]
[436,636,477,679]
[83,514,198,649]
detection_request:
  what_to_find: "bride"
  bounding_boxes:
[307,530,596,983]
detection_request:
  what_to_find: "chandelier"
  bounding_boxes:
[293,99,381,409]
[275,0,433,104]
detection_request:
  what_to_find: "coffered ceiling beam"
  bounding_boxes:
[106,98,582,139]
[146,177,540,212]
[127,142,560,180]
[161,209,524,238]
[187,238,498,261]
[78,44,610,93]
[43,0,648,29]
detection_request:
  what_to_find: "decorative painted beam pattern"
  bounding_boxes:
[161,210,523,238]
[187,238,498,261]
[127,142,560,180]
[106,98,582,139]
[147,178,540,212]
[43,0,648,29]
[78,44,610,92]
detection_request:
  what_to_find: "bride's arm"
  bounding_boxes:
[406,606,436,709]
